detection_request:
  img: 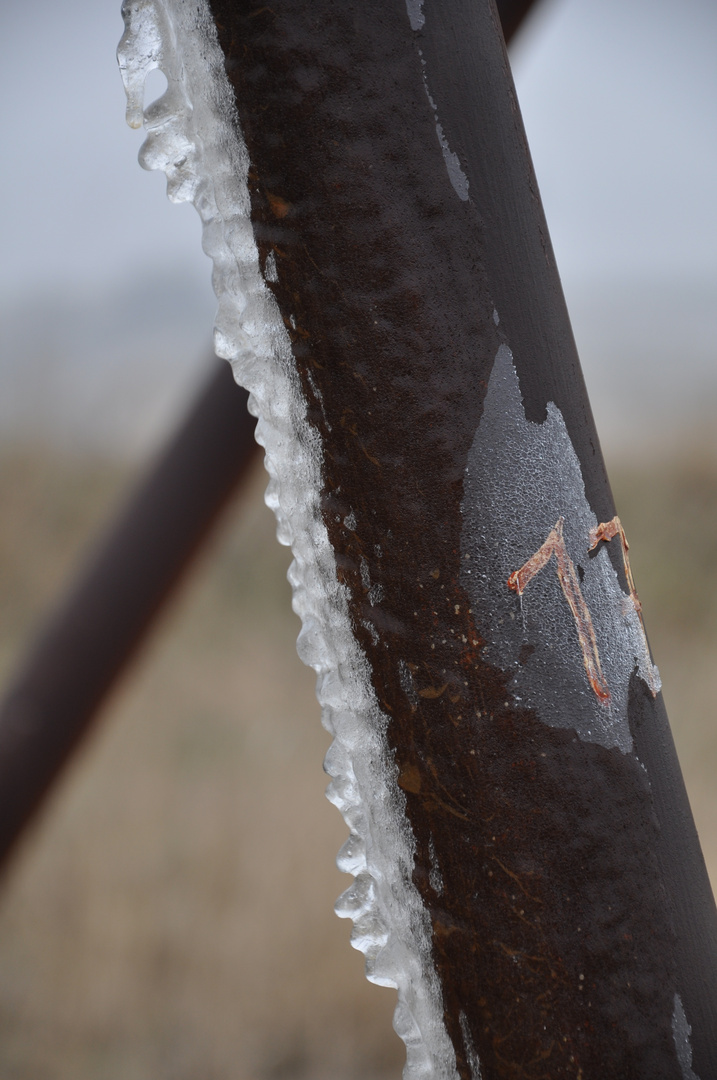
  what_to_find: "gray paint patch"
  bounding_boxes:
[461,345,660,753]
[672,994,700,1080]
[435,121,469,201]
[405,0,425,31]
[407,11,469,203]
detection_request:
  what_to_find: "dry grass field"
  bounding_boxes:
[0,440,715,1079]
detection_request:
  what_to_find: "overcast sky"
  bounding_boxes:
[514,0,717,284]
[1,0,715,294]
[0,0,210,301]
[0,0,715,456]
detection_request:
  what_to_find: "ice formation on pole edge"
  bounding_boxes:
[117,3,458,1079]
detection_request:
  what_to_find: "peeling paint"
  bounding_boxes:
[672,994,701,1080]
[405,0,425,31]
[461,345,661,753]
[434,120,470,202]
[406,6,469,203]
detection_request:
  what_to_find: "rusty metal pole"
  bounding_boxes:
[0,0,534,876]
[0,359,258,868]
[200,0,717,1076]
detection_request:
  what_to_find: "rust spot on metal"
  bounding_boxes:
[398,762,422,794]
[491,856,543,905]
[419,683,449,700]
[265,191,291,218]
[359,442,381,467]
[507,517,610,704]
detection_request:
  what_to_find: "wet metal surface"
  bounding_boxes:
[208,1,717,1075]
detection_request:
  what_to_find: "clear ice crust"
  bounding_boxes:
[117,3,458,1078]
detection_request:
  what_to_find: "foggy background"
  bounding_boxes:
[0,1,716,1077]
[1,0,716,460]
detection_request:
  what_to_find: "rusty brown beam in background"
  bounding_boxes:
[0,359,258,868]
[0,0,536,874]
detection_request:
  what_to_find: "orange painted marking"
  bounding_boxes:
[589,515,659,697]
[588,516,639,614]
[508,518,610,704]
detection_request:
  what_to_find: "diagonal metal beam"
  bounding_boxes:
[0,0,539,872]
[182,0,716,1073]
[495,0,543,42]
[0,359,258,868]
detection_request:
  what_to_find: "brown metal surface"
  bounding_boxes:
[0,0,536,883]
[207,0,717,1075]
[0,0,715,1072]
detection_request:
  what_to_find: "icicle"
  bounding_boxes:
[117,3,457,1078]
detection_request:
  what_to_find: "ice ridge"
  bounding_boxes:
[117,3,457,1078]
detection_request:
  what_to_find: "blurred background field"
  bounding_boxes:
[1,440,717,1080]
[1,0,717,1076]
[0,448,403,1080]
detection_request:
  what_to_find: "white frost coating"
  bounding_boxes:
[264,250,278,284]
[428,836,444,897]
[399,660,419,710]
[462,346,660,753]
[459,1012,483,1080]
[672,994,701,1080]
[117,4,457,1078]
